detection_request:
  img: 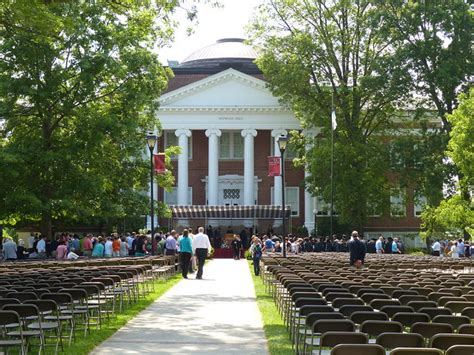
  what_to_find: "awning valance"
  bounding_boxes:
[170,205,291,220]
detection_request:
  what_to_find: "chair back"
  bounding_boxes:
[360,320,403,337]
[331,344,384,355]
[411,322,453,339]
[445,345,474,355]
[376,332,424,349]
[430,334,474,351]
[312,319,355,333]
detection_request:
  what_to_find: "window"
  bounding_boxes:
[270,137,298,159]
[390,188,406,217]
[367,199,382,217]
[219,132,244,159]
[164,187,192,205]
[414,190,427,217]
[270,187,300,216]
[389,142,404,169]
[315,195,330,216]
[164,131,192,159]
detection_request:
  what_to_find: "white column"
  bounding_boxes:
[242,129,257,205]
[205,128,222,205]
[175,129,191,205]
[271,129,287,207]
[304,131,315,235]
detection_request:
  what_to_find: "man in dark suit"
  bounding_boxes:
[348,231,366,267]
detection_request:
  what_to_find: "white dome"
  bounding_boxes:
[181,38,258,64]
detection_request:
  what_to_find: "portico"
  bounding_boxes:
[158,67,315,232]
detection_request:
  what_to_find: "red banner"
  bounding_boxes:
[268,156,281,177]
[153,153,166,174]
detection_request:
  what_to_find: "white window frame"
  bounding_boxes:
[270,187,300,217]
[270,135,298,159]
[367,200,381,217]
[219,131,244,160]
[164,131,192,160]
[390,188,406,217]
[414,190,427,217]
[164,187,192,205]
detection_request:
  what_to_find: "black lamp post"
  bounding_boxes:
[278,135,288,258]
[146,133,157,254]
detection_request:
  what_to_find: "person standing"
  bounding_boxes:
[104,237,113,258]
[231,235,242,260]
[348,231,366,267]
[36,235,47,258]
[250,236,263,276]
[112,235,121,257]
[165,231,178,256]
[83,234,93,257]
[192,227,211,280]
[92,237,105,257]
[375,236,384,254]
[392,238,401,254]
[178,229,193,279]
[432,240,441,256]
[2,238,17,261]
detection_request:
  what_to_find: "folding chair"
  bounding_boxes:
[389,348,442,355]
[392,312,430,328]
[0,310,26,355]
[339,305,373,317]
[418,307,452,320]
[331,343,384,355]
[430,333,474,351]
[432,315,470,331]
[360,320,403,341]
[380,305,414,318]
[445,301,474,315]
[350,311,388,325]
[376,332,424,350]
[370,299,401,310]
[398,294,428,305]
[445,345,474,355]
[458,324,474,335]
[411,322,453,343]
[3,304,44,354]
[319,331,368,355]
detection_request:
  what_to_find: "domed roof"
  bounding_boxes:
[178,38,259,70]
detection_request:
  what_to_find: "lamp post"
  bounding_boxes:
[278,135,288,258]
[146,133,157,254]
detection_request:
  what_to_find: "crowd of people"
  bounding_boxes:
[431,238,472,258]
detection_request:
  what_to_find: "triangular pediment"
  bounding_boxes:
[159,68,281,108]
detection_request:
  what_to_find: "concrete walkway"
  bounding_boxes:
[92,259,269,354]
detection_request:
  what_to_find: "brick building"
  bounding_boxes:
[154,39,424,245]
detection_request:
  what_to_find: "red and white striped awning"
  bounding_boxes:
[170,205,291,220]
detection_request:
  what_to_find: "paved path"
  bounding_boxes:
[92,259,269,354]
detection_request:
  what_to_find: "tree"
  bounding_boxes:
[421,89,474,239]
[250,0,410,228]
[376,0,473,237]
[0,0,180,238]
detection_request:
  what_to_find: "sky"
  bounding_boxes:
[158,0,261,64]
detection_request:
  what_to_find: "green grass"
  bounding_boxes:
[60,275,182,354]
[249,261,293,355]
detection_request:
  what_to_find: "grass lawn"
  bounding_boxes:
[249,261,293,355]
[61,274,182,354]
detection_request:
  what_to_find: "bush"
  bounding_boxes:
[245,250,252,260]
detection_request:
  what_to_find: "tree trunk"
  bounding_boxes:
[40,210,52,240]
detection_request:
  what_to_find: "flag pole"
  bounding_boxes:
[330,91,335,238]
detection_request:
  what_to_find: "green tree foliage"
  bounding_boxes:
[376,0,472,210]
[421,90,474,238]
[250,0,410,228]
[0,0,180,237]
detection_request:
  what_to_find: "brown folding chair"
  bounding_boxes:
[445,345,474,355]
[319,331,368,355]
[411,322,453,341]
[360,320,403,339]
[376,332,424,350]
[430,333,474,351]
[432,315,470,331]
[392,312,430,328]
[0,310,25,354]
[458,324,474,335]
[350,311,388,325]
[331,343,384,355]
[389,348,442,355]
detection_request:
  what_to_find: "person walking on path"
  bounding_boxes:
[178,229,193,279]
[231,234,242,260]
[250,236,263,276]
[192,226,211,280]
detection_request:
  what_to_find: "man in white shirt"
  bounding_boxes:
[192,226,212,280]
[432,240,441,256]
[375,236,384,254]
[36,235,46,258]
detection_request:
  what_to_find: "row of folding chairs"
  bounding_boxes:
[260,253,474,354]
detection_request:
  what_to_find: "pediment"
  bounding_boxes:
[159,68,282,108]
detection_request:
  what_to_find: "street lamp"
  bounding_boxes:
[278,135,288,258]
[146,132,157,254]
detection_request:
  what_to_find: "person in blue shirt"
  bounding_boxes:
[178,229,193,279]
[264,236,274,252]
[91,237,105,257]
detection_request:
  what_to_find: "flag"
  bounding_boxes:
[153,153,166,174]
[268,156,281,177]
[331,110,337,131]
